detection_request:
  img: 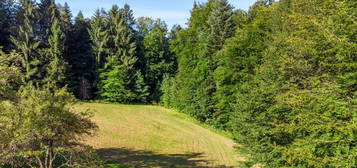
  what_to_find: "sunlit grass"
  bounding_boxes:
[77,103,242,167]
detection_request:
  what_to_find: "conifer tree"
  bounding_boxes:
[120,4,135,31]
[168,1,217,121]
[68,12,93,99]
[38,0,59,42]
[44,18,66,88]
[10,0,40,82]
[97,6,148,103]
[59,2,72,60]
[207,0,235,52]
[0,0,15,51]
[89,9,109,82]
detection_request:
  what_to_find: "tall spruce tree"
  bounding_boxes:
[44,18,66,88]
[207,0,235,52]
[38,0,59,43]
[89,9,109,86]
[59,2,72,61]
[68,12,93,99]
[97,6,148,103]
[10,0,40,82]
[120,4,135,32]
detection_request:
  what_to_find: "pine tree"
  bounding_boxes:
[134,71,149,102]
[44,18,66,88]
[207,0,235,52]
[38,0,59,42]
[120,4,135,31]
[68,12,93,99]
[0,0,15,51]
[106,5,120,52]
[89,9,109,83]
[97,6,148,103]
[10,0,40,82]
[59,2,72,61]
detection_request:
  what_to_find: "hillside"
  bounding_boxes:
[77,103,241,167]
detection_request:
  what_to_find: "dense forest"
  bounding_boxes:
[0,0,356,167]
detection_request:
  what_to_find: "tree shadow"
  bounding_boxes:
[97,148,235,168]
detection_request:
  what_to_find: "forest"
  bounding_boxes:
[0,0,356,167]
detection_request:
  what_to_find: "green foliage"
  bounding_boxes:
[213,1,272,129]
[230,0,357,167]
[139,18,173,102]
[0,85,98,168]
[89,9,109,81]
[1,0,356,167]
[96,5,150,103]
[0,0,15,51]
[44,18,67,88]
[160,74,176,108]
[163,0,356,167]
[134,71,150,102]
[68,12,93,99]
[0,50,22,101]
[10,0,41,82]
[167,0,236,123]
[207,0,235,52]
[97,63,136,103]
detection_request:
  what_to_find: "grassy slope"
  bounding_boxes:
[77,103,242,167]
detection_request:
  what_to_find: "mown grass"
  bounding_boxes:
[77,103,242,167]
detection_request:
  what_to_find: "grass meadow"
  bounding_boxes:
[76,103,241,167]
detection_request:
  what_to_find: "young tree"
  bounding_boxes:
[0,85,98,168]
[0,49,21,101]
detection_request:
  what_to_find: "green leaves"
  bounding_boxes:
[0,85,98,167]
[229,0,357,167]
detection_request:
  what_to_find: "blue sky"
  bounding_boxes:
[56,0,257,28]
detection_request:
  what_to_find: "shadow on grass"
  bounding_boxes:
[97,148,234,168]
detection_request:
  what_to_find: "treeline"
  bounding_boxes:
[0,0,177,167]
[161,0,356,167]
[0,0,178,103]
[1,0,356,167]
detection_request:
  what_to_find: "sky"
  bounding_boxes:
[56,0,257,29]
